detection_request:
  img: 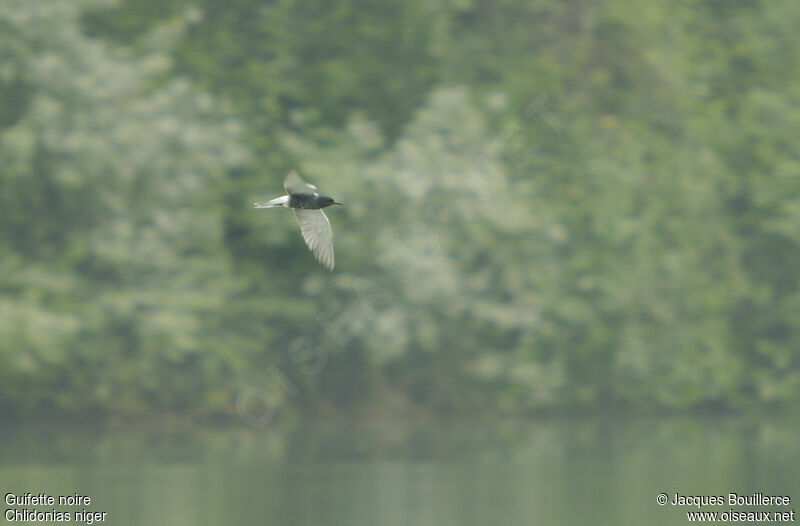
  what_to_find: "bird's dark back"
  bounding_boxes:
[289,193,333,209]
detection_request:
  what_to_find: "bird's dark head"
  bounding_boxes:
[319,195,344,208]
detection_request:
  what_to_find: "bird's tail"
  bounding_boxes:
[254,195,289,208]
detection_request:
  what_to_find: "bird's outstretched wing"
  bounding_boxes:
[293,209,334,270]
[284,170,317,195]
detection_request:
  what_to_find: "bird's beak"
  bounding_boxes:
[333,201,344,206]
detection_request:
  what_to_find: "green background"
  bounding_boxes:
[1,0,799,420]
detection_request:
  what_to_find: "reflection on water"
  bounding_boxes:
[1,416,798,526]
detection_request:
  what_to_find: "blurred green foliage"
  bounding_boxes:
[1,0,798,418]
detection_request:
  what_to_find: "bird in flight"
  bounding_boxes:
[254,170,343,270]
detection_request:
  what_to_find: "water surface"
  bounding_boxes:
[1,416,797,525]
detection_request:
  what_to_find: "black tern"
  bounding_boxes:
[254,170,343,270]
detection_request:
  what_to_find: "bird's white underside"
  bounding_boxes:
[253,194,289,208]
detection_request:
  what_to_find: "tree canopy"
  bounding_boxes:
[1,0,798,419]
